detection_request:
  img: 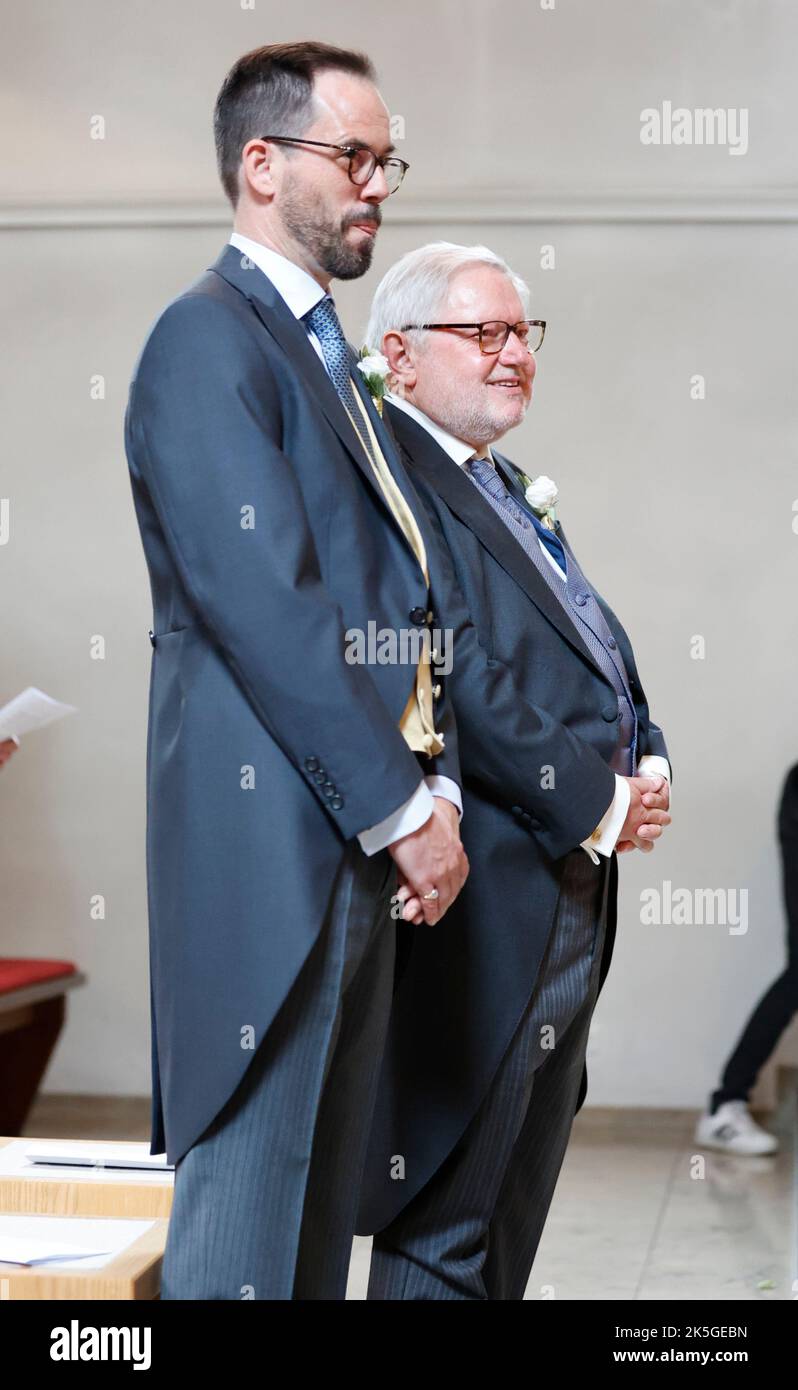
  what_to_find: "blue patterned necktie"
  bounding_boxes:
[302,296,445,758]
[468,454,568,573]
[303,295,377,465]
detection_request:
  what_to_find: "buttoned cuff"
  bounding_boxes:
[580,774,630,863]
[424,774,463,819]
[637,754,671,790]
[357,779,435,856]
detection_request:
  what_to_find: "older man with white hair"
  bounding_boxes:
[355,242,672,1299]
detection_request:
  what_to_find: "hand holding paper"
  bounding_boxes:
[0,686,77,745]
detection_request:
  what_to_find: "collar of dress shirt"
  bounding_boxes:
[228,231,327,322]
[387,389,566,580]
[385,391,495,468]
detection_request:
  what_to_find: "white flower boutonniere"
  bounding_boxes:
[357,346,390,416]
[515,470,559,530]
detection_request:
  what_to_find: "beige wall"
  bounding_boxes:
[2,0,796,1106]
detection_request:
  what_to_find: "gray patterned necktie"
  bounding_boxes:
[468,454,567,572]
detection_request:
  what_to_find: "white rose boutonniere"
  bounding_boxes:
[357,346,390,416]
[515,471,559,530]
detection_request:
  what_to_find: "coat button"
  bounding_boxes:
[313,769,326,784]
[305,757,320,772]
[511,805,523,817]
[322,782,336,797]
[607,636,617,649]
[409,607,427,624]
[529,817,542,830]
[148,629,156,647]
[330,795,344,810]
[601,704,619,721]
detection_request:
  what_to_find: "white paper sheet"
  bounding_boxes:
[3,1139,173,1183]
[0,1214,155,1270]
[0,686,77,742]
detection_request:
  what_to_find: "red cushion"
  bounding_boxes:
[0,958,77,995]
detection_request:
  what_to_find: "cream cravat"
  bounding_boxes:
[344,386,445,759]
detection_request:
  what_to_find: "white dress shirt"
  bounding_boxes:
[228,233,461,854]
[386,391,671,860]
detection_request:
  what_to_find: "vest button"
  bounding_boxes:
[574,592,588,607]
[607,636,617,649]
[601,704,619,721]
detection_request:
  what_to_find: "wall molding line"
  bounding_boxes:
[2,187,797,229]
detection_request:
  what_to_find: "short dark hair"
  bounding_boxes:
[213,41,377,209]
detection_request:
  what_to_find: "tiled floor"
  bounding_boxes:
[24,1090,796,1300]
[349,1095,797,1300]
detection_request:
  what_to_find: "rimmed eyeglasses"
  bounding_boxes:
[260,136,409,194]
[399,320,546,354]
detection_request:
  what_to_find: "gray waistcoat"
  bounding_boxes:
[468,456,637,775]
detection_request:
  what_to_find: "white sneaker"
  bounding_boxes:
[694,1100,779,1155]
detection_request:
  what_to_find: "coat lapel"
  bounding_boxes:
[492,453,567,545]
[209,246,398,514]
[387,403,602,674]
[348,360,439,535]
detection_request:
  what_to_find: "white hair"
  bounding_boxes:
[364,241,531,375]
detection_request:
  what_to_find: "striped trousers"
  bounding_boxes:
[160,841,397,1300]
[367,848,611,1300]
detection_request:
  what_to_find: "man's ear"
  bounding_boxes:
[383,330,416,392]
[240,137,278,201]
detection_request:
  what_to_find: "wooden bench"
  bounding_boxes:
[0,959,86,1133]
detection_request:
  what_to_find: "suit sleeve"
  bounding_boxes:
[630,678,669,779]
[125,293,425,841]
[411,469,619,860]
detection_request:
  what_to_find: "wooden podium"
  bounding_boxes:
[0,1137,173,1218]
[0,1219,168,1299]
[0,1137,174,1299]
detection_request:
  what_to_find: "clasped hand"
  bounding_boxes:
[616,773,671,854]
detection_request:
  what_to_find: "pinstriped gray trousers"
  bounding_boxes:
[160,841,396,1300]
[367,848,611,1300]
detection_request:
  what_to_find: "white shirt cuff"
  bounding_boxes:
[357,779,434,856]
[580,774,630,864]
[637,754,671,789]
[424,774,463,819]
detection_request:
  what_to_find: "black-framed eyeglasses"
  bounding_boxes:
[399,320,546,354]
[260,136,409,194]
